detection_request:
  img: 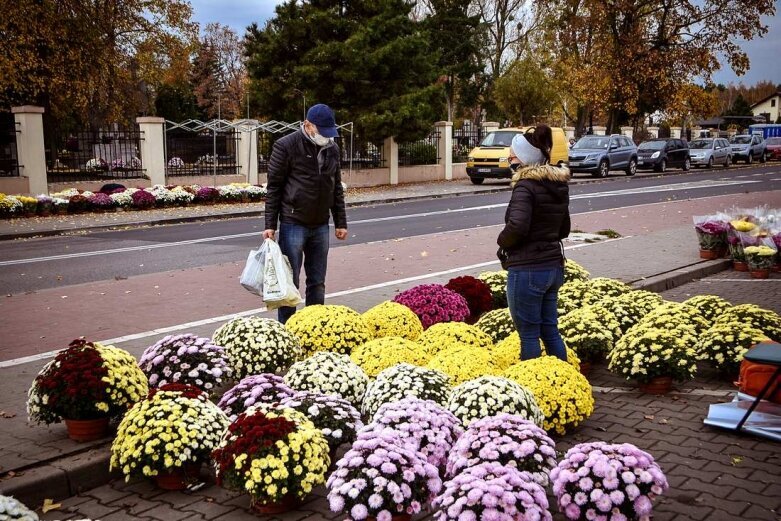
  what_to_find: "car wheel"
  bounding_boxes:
[747,153,753,164]
[707,157,713,169]
[724,155,730,168]
[683,158,690,171]
[625,158,637,176]
[598,160,609,178]
[470,177,484,185]
[760,151,767,163]
[656,159,666,173]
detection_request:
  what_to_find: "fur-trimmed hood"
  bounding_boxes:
[511,164,571,186]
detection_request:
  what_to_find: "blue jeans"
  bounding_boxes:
[507,266,567,362]
[276,222,330,324]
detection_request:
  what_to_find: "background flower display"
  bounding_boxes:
[714,304,781,341]
[474,308,515,344]
[110,384,229,480]
[131,189,156,209]
[350,337,428,377]
[362,363,451,418]
[417,322,493,357]
[426,345,499,385]
[620,290,664,315]
[696,323,769,374]
[447,376,543,428]
[195,186,220,203]
[446,414,556,486]
[285,305,371,356]
[68,194,90,213]
[284,352,369,407]
[217,374,295,421]
[636,302,710,339]
[557,281,598,316]
[683,295,731,322]
[477,271,508,309]
[564,259,590,283]
[608,327,697,384]
[551,442,668,521]
[213,407,329,508]
[326,430,442,520]
[590,296,648,335]
[87,192,115,210]
[0,495,39,521]
[0,193,23,217]
[362,301,424,341]
[28,339,148,424]
[36,195,53,215]
[744,244,777,271]
[280,391,363,451]
[16,195,38,216]
[367,397,463,468]
[492,333,580,372]
[392,284,470,329]
[168,157,185,168]
[558,308,618,363]
[585,277,632,300]
[212,316,302,378]
[85,158,107,171]
[693,215,730,253]
[109,190,134,208]
[138,334,231,394]
[444,275,493,320]
[433,462,551,521]
[504,358,594,435]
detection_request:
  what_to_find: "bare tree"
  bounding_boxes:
[201,23,247,120]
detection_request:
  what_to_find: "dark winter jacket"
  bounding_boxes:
[496,164,571,268]
[264,130,347,229]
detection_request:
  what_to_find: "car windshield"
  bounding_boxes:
[766,137,781,145]
[480,131,519,147]
[730,136,751,144]
[573,137,610,149]
[689,140,713,149]
[638,141,666,150]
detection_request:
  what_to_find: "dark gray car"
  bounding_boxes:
[636,138,690,172]
[568,134,638,177]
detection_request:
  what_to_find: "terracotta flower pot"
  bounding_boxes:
[579,361,592,377]
[64,417,110,442]
[699,249,720,260]
[638,376,673,395]
[154,463,202,490]
[733,261,748,272]
[750,269,770,279]
[251,494,300,515]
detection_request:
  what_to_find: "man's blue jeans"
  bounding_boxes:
[276,222,330,324]
[507,266,568,362]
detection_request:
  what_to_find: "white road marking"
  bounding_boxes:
[0,179,764,267]
[0,240,620,368]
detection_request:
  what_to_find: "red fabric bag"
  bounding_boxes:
[736,343,781,404]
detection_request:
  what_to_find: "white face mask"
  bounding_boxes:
[311,132,331,146]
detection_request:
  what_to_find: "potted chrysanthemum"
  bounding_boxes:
[350,336,428,377]
[362,301,424,341]
[446,376,543,428]
[477,271,508,309]
[212,316,302,378]
[111,384,229,490]
[285,351,370,407]
[714,304,781,341]
[426,345,499,385]
[433,462,552,521]
[139,333,231,395]
[744,244,777,279]
[285,304,372,356]
[696,322,769,376]
[474,308,515,344]
[682,295,731,322]
[217,374,294,421]
[564,259,590,283]
[446,414,556,485]
[279,391,363,463]
[392,284,470,329]
[27,339,148,441]
[551,442,668,521]
[417,322,494,358]
[326,429,442,521]
[490,333,581,372]
[213,407,330,513]
[362,363,451,418]
[366,397,463,469]
[444,275,493,322]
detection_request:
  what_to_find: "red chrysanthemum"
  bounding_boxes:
[445,276,494,318]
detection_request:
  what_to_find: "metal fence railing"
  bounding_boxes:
[46,129,145,183]
[166,128,241,177]
[398,131,441,166]
[334,137,385,169]
[452,126,483,162]
[0,119,20,177]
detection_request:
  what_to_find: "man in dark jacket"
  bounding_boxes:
[263,104,348,323]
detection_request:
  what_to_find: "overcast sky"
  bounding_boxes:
[190,0,780,87]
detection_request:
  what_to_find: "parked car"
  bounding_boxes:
[688,138,732,168]
[729,134,767,164]
[636,138,690,172]
[568,134,638,177]
[765,137,781,161]
[466,127,569,184]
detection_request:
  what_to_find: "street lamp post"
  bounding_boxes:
[292,89,306,120]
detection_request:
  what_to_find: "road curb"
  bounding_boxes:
[0,257,735,506]
[0,167,712,241]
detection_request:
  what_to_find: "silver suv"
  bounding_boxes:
[729,135,767,164]
[568,135,638,177]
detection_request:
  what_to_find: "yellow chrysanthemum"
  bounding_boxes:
[286,305,371,356]
[492,332,580,371]
[417,322,493,357]
[350,336,428,377]
[362,301,423,341]
[426,345,498,385]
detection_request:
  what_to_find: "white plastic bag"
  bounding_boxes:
[262,239,303,310]
[239,240,268,296]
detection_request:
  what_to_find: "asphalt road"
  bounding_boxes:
[1,165,779,295]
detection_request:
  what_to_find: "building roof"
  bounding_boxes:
[750,91,781,108]
[695,115,766,128]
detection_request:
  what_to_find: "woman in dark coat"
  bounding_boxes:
[497,125,571,361]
